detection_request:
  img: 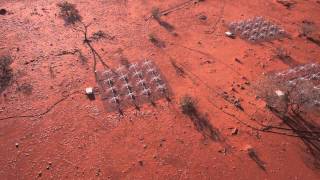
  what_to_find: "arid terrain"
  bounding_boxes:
[1,0,320,179]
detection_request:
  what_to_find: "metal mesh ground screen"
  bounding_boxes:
[97,59,171,113]
[228,17,286,43]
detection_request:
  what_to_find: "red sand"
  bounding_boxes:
[0,0,320,179]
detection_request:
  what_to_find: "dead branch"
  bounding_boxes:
[0,91,82,121]
[145,0,202,21]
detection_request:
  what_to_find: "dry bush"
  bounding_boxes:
[119,56,130,68]
[0,8,7,15]
[170,59,185,77]
[148,34,166,48]
[77,50,88,65]
[151,8,161,21]
[246,146,266,171]
[158,19,175,33]
[180,95,197,116]
[275,47,291,61]
[16,82,33,95]
[91,31,106,41]
[57,1,82,25]
[276,0,296,9]
[151,7,175,33]
[300,20,315,37]
[91,31,115,41]
[273,47,299,66]
[180,95,222,141]
[0,55,13,94]
[299,21,320,47]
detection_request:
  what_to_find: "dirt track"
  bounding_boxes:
[0,0,320,179]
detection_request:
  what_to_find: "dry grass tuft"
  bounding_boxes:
[0,55,13,94]
[57,1,82,25]
[180,95,197,116]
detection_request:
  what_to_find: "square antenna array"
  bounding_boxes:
[228,17,286,43]
[97,60,171,112]
[273,63,320,87]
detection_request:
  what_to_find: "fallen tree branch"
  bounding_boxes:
[0,91,82,121]
[73,22,112,81]
[145,0,200,21]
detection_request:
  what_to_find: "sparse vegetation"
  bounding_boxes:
[221,91,244,111]
[275,47,291,60]
[151,8,162,20]
[300,20,315,37]
[16,83,33,95]
[276,0,296,9]
[180,95,197,116]
[56,49,88,65]
[90,31,105,41]
[90,30,115,41]
[299,20,320,47]
[246,146,266,171]
[148,34,166,48]
[119,56,131,68]
[77,50,88,65]
[0,55,13,94]
[0,8,7,15]
[49,65,55,79]
[307,36,320,47]
[180,95,222,141]
[57,1,82,25]
[170,59,185,77]
[274,47,298,66]
[57,2,110,81]
[151,7,176,34]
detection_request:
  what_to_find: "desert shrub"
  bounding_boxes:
[91,31,106,41]
[148,34,166,48]
[151,7,161,20]
[119,56,130,68]
[91,30,115,41]
[17,83,33,95]
[0,55,13,94]
[300,20,315,37]
[151,7,175,33]
[57,1,82,25]
[273,47,300,66]
[180,95,197,116]
[180,95,222,141]
[0,8,7,15]
[77,50,88,65]
[276,0,296,9]
[275,47,290,60]
[170,59,185,77]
